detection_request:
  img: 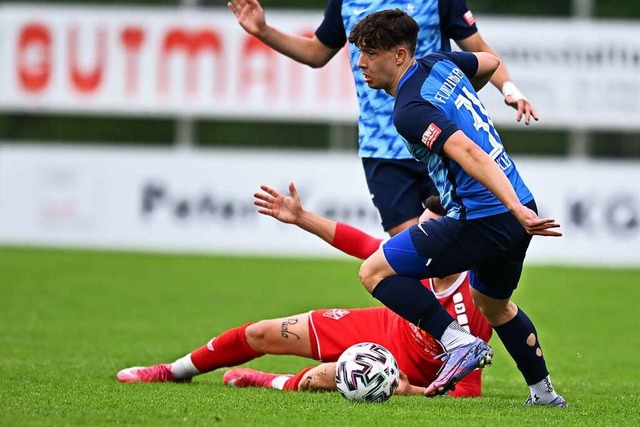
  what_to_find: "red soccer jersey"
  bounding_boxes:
[309,273,491,396]
[327,222,493,396]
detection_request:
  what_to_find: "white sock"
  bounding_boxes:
[170,354,200,380]
[528,375,558,404]
[440,321,477,351]
[270,375,293,390]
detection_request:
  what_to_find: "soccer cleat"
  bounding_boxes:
[117,364,190,383]
[223,368,287,388]
[525,395,568,408]
[424,338,493,397]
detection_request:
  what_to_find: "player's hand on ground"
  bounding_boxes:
[513,205,562,237]
[394,371,411,395]
[254,182,303,224]
[504,96,538,126]
[394,371,427,396]
[228,0,267,36]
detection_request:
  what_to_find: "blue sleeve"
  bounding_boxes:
[442,51,478,79]
[315,0,346,49]
[394,102,459,155]
[438,0,478,41]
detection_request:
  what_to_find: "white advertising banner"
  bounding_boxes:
[1,4,640,129]
[0,144,639,267]
[0,4,356,122]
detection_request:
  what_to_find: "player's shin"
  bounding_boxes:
[493,308,559,404]
[371,276,468,345]
[171,323,263,379]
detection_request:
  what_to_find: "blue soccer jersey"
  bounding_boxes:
[316,0,477,159]
[393,52,533,220]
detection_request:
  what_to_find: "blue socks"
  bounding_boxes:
[372,276,455,339]
[493,307,549,385]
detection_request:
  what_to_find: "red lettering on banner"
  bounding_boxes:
[17,23,51,93]
[68,26,107,94]
[159,28,225,96]
[120,26,145,95]
[240,37,277,98]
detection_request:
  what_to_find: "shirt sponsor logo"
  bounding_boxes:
[463,11,475,26]
[421,123,441,149]
[323,309,350,320]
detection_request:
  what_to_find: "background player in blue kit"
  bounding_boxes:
[348,9,566,406]
[228,0,537,236]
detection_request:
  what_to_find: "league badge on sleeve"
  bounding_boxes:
[421,123,441,149]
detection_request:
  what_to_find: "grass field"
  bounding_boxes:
[1,246,639,426]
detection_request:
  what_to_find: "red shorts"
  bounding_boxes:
[308,307,443,387]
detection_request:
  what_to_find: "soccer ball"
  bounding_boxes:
[335,342,400,403]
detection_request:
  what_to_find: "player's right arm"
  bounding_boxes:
[227,0,340,68]
[254,183,383,259]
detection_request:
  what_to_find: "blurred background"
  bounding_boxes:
[1,0,639,266]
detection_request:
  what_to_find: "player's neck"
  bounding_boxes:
[432,273,463,294]
[387,59,416,97]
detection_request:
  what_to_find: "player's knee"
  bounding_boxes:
[244,321,271,349]
[476,300,517,326]
[358,260,378,294]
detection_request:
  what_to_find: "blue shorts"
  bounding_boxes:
[362,158,437,231]
[383,200,537,299]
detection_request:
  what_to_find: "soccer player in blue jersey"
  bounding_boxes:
[347,9,566,406]
[228,0,537,237]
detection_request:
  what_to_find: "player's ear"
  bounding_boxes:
[395,46,408,65]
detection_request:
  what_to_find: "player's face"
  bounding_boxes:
[356,46,400,91]
[419,208,441,223]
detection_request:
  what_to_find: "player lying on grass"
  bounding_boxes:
[117,185,491,397]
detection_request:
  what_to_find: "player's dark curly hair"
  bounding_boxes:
[348,9,419,55]
[424,195,447,216]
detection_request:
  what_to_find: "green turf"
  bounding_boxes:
[1,246,638,426]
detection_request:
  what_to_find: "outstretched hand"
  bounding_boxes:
[512,205,562,237]
[227,0,267,36]
[504,96,539,126]
[254,182,303,225]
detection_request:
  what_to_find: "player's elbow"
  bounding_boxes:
[302,41,338,68]
[475,52,500,75]
[305,53,333,68]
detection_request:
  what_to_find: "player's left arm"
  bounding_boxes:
[442,133,562,236]
[456,32,539,125]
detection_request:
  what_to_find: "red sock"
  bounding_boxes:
[283,366,315,391]
[190,323,262,373]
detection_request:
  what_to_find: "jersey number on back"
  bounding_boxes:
[454,87,512,171]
